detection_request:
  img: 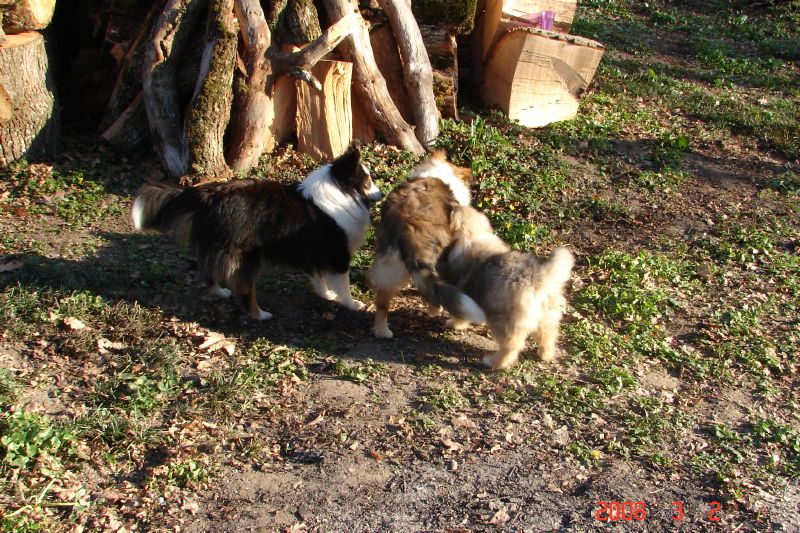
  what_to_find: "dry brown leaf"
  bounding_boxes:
[63,317,88,331]
[451,414,477,429]
[198,332,236,355]
[489,506,510,525]
[97,337,126,354]
[441,438,465,454]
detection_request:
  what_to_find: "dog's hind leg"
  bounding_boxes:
[326,271,365,311]
[534,309,562,362]
[369,250,411,339]
[483,327,528,370]
[235,253,271,320]
[207,282,232,299]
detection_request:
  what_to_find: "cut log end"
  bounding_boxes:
[1,0,56,33]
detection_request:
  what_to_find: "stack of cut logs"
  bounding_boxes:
[0,0,604,180]
[472,0,604,127]
[0,0,58,167]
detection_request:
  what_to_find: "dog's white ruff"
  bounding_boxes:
[298,164,372,253]
[410,159,471,206]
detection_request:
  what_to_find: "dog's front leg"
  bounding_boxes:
[326,271,365,311]
[310,273,338,301]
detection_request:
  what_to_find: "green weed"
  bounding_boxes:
[334,359,384,384]
[0,410,76,470]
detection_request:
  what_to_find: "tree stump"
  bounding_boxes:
[0,32,58,167]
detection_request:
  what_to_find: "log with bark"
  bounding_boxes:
[0,31,58,167]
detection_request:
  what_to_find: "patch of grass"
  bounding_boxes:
[620,396,692,459]
[634,168,688,192]
[150,458,211,490]
[0,284,49,338]
[769,171,800,195]
[0,369,19,408]
[576,249,696,334]
[592,365,637,395]
[419,384,468,412]
[334,359,384,384]
[204,341,309,417]
[570,440,602,463]
[1,163,121,227]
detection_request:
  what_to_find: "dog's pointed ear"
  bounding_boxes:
[330,142,362,184]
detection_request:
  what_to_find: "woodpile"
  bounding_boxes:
[472,0,603,127]
[0,0,605,177]
[0,0,58,166]
[99,0,464,180]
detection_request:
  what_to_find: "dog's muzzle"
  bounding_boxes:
[366,182,383,202]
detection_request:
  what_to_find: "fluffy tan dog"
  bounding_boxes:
[438,206,575,369]
[369,151,485,339]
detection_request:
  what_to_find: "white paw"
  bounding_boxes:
[323,289,339,301]
[345,299,366,311]
[374,326,394,339]
[446,318,470,330]
[209,286,232,299]
[254,309,273,321]
[425,305,443,317]
[482,354,501,369]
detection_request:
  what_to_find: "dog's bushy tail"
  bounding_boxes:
[132,183,194,246]
[536,247,575,294]
[411,264,486,324]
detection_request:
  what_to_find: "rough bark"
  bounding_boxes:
[369,23,412,123]
[378,0,439,146]
[320,0,424,154]
[226,0,272,170]
[101,91,150,152]
[411,0,476,31]
[0,0,56,33]
[142,0,209,178]
[0,32,58,166]
[184,0,237,178]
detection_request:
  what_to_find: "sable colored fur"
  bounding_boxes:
[369,150,486,339]
[132,145,382,320]
[438,206,574,369]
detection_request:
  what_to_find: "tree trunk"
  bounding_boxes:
[378,0,439,146]
[0,0,56,33]
[184,0,237,178]
[142,0,209,178]
[0,32,58,167]
[420,24,458,119]
[320,0,424,155]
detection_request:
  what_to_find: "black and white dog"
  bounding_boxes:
[132,146,382,320]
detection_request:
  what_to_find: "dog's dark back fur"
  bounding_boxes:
[133,147,367,287]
